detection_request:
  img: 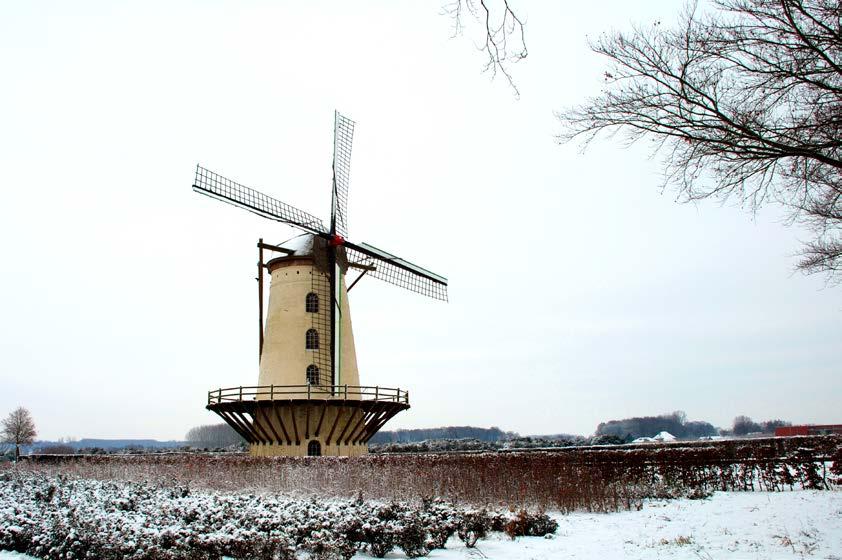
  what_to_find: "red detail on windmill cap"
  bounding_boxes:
[329,234,345,247]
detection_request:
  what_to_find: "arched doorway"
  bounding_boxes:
[307,440,321,456]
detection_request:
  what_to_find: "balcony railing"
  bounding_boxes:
[207,384,409,406]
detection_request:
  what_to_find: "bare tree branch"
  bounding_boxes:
[557,0,842,283]
[443,0,528,97]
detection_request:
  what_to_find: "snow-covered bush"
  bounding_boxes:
[352,501,431,558]
[492,509,559,539]
[0,472,555,559]
[457,509,490,548]
[395,522,428,558]
[419,497,458,550]
[830,446,842,486]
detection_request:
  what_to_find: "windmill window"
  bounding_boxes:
[305,329,319,350]
[306,292,319,313]
[307,440,321,457]
[307,364,320,385]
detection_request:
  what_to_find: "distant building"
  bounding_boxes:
[775,424,842,437]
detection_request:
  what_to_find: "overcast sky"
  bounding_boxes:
[1,1,839,441]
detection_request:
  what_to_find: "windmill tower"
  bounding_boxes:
[193,112,448,457]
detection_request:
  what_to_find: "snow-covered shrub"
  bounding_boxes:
[487,508,559,540]
[457,509,490,548]
[359,518,395,558]
[420,497,458,549]
[500,510,559,539]
[299,529,355,560]
[830,446,842,486]
[394,516,428,558]
[0,472,558,559]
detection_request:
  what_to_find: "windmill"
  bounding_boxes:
[193,111,448,457]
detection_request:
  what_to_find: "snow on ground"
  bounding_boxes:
[2,491,840,559]
[420,491,842,560]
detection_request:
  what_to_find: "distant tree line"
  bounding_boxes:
[369,426,515,444]
[184,423,245,448]
[728,416,791,436]
[35,444,76,455]
[596,411,717,440]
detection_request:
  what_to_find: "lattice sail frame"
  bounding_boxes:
[331,112,355,239]
[343,243,448,301]
[193,165,327,235]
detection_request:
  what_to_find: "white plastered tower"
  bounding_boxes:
[251,234,367,457]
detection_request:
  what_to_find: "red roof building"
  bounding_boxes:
[775,424,842,437]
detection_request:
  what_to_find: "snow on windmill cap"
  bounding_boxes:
[276,233,316,256]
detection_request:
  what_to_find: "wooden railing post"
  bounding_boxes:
[239,386,243,401]
[344,384,348,399]
[308,383,311,399]
[375,386,379,401]
[270,384,274,400]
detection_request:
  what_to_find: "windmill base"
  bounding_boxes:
[205,390,410,458]
[249,441,368,457]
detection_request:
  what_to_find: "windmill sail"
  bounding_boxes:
[193,165,327,235]
[343,241,448,301]
[331,112,354,238]
[329,112,355,388]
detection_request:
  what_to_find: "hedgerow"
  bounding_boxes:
[13,435,839,512]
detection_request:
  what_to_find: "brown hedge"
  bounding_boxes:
[14,435,840,511]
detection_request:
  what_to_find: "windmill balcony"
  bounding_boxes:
[207,384,409,406]
[205,384,410,452]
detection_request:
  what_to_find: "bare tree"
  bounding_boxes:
[444,0,528,96]
[733,415,762,435]
[2,407,37,461]
[185,423,244,448]
[558,0,842,282]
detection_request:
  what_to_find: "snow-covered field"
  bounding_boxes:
[2,484,840,559]
[426,491,842,559]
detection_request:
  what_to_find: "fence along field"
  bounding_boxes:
[17,436,841,511]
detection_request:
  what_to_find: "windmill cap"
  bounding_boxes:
[275,233,316,256]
